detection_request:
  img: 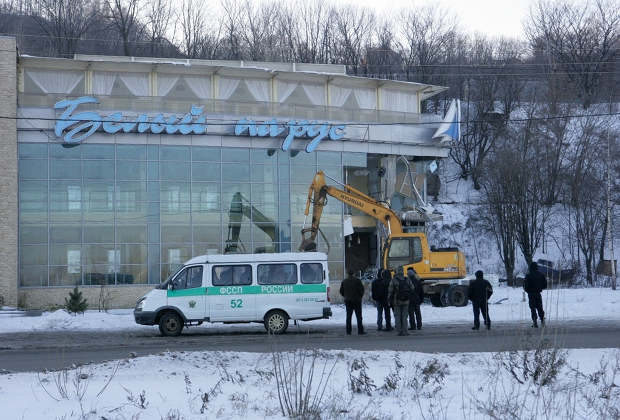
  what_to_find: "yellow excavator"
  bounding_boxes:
[225,192,279,254]
[300,171,469,307]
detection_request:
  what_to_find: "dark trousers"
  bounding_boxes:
[528,293,545,322]
[376,301,392,329]
[393,304,409,334]
[345,300,364,334]
[408,302,422,330]
[472,302,490,329]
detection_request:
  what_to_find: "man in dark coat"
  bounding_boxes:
[467,270,493,330]
[340,268,367,335]
[371,269,392,331]
[387,265,415,336]
[380,270,394,331]
[523,261,548,327]
[407,269,425,330]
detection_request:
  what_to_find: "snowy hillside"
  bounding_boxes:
[426,159,616,282]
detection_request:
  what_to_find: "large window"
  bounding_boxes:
[18,143,363,287]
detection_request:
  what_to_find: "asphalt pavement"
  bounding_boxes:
[1,319,618,372]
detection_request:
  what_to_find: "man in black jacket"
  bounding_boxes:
[524,261,548,327]
[467,270,493,330]
[387,266,415,336]
[407,269,425,330]
[371,269,392,331]
[340,268,367,335]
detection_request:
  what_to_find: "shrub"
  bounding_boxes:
[65,285,88,315]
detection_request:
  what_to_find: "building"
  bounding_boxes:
[0,37,457,309]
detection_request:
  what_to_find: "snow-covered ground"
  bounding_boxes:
[1,285,618,333]
[1,286,619,420]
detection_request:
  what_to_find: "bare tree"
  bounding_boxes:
[563,114,614,284]
[479,142,520,282]
[103,0,142,56]
[235,0,281,61]
[450,36,526,190]
[395,3,459,112]
[332,4,376,75]
[289,0,334,63]
[178,0,210,59]
[525,0,620,109]
[494,101,555,267]
[31,0,100,57]
[220,0,243,59]
[365,18,401,80]
[143,0,176,57]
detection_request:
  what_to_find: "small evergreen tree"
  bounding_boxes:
[65,285,88,315]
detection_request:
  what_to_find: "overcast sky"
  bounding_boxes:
[337,0,532,39]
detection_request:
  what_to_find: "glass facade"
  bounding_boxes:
[18,142,373,287]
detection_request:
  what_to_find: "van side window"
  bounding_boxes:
[187,266,203,288]
[257,264,297,285]
[173,266,203,290]
[301,263,322,284]
[173,270,187,290]
[212,265,252,286]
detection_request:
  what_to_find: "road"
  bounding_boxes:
[1,319,618,373]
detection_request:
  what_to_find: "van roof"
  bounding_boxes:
[184,252,328,265]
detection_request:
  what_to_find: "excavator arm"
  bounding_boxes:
[300,171,403,252]
[226,192,279,253]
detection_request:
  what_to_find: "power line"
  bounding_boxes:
[6,107,620,128]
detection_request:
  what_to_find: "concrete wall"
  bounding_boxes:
[19,285,156,310]
[0,37,18,308]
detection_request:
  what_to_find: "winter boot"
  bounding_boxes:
[540,318,545,327]
[532,319,538,328]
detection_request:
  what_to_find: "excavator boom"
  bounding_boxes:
[300,171,403,252]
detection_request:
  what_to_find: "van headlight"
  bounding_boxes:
[136,297,146,310]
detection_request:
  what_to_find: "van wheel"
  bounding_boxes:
[159,312,183,337]
[264,310,289,334]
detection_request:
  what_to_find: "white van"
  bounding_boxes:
[134,252,332,336]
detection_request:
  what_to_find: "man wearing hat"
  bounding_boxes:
[523,261,547,327]
[387,265,415,336]
[467,270,493,330]
[407,268,425,330]
[340,268,367,335]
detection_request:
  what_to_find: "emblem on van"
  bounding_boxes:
[189,300,196,308]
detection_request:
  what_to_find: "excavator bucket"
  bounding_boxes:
[299,237,317,252]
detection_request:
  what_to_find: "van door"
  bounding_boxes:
[298,262,329,317]
[167,265,208,321]
[255,262,299,317]
[209,264,256,321]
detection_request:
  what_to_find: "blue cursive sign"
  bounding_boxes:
[54,96,346,153]
[234,118,346,152]
[54,97,208,143]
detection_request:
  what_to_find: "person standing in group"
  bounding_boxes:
[467,270,493,330]
[407,269,425,331]
[523,261,548,327]
[387,265,414,336]
[340,268,367,335]
[371,269,392,331]
[380,270,394,331]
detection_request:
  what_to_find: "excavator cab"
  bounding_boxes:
[384,236,424,270]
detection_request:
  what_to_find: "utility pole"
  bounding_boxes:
[608,123,617,290]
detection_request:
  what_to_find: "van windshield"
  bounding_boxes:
[156,266,184,289]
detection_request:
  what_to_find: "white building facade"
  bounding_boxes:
[0,37,454,309]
